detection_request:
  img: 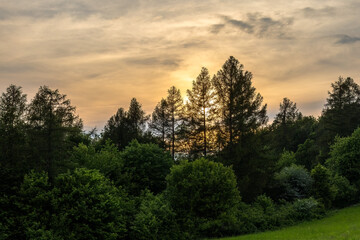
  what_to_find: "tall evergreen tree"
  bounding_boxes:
[103,98,149,150]
[271,97,303,154]
[149,98,171,149]
[212,56,267,148]
[0,85,27,193]
[317,77,360,160]
[273,97,302,126]
[186,67,216,157]
[27,86,82,181]
[166,86,183,159]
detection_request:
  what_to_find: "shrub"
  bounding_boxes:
[52,168,130,240]
[120,140,173,195]
[327,128,360,188]
[275,164,313,201]
[291,198,324,221]
[131,191,181,240]
[331,174,358,207]
[311,164,336,208]
[166,158,241,238]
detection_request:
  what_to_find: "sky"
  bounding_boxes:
[0,0,359,131]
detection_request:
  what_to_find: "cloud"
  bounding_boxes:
[335,34,360,44]
[209,24,225,34]
[300,6,336,18]
[125,56,182,68]
[221,13,294,39]
[0,0,140,20]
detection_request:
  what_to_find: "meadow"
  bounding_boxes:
[215,205,360,240]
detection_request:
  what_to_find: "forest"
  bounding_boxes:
[1,56,360,239]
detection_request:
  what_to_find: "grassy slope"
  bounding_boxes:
[216,205,360,240]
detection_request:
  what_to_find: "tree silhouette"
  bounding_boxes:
[212,56,267,148]
[149,98,171,149]
[186,67,216,157]
[165,86,184,159]
[27,86,82,181]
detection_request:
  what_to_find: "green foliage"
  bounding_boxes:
[295,138,318,170]
[120,140,173,195]
[166,158,241,237]
[274,164,312,201]
[331,174,358,207]
[327,127,360,188]
[214,205,360,240]
[52,168,129,240]
[311,164,335,208]
[15,169,131,240]
[131,191,181,240]
[276,150,296,170]
[70,141,123,185]
[16,171,55,239]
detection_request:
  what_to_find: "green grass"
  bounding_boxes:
[215,205,360,240]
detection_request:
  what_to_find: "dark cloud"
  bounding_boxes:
[209,24,225,34]
[335,34,360,44]
[125,56,182,68]
[222,13,293,39]
[300,6,336,18]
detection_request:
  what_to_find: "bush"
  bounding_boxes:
[52,168,130,240]
[331,174,358,207]
[291,198,324,221]
[275,164,313,201]
[16,169,132,240]
[70,141,123,186]
[327,128,360,188]
[131,191,181,240]
[311,164,336,208]
[166,158,241,238]
[120,140,173,195]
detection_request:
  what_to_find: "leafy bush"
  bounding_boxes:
[70,141,123,185]
[291,198,324,220]
[311,164,336,208]
[327,128,360,188]
[166,158,241,238]
[275,164,313,201]
[16,169,132,240]
[120,140,174,195]
[131,191,181,240]
[331,174,358,207]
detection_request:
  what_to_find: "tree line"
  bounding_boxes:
[1,56,360,239]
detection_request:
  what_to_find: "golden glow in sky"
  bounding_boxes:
[0,0,359,130]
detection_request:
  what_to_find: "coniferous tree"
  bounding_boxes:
[186,67,216,157]
[27,86,82,181]
[0,85,27,193]
[149,98,171,149]
[317,77,360,160]
[212,56,267,148]
[271,98,303,154]
[103,98,149,150]
[273,98,302,126]
[166,86,183,159]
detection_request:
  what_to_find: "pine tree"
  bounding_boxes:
[149,98,171,149]
[166,86,183,159]
[0,85,27,193]
[212,56,267,147]
[273,97,302,126]
[186,67,216,157]
[103,98,149,150]
[27,86,82,181]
